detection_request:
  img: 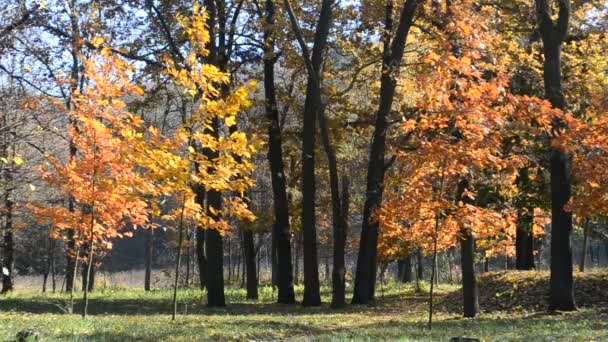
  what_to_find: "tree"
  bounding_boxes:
[535,0,576,312]
[32,46,151,316]
[353,0,420,305]
[255,0,295,304]
[283,0,335,307]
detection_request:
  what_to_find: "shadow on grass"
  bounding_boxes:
[50,319,329,341]
[0,290,431,317]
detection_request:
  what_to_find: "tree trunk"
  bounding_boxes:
[81,254,95,293]
[398,256,413,283]
[144,227,153,291]
[516,168,535,270]
[353,0,419,304]
[1,187,14,294]
[205,117,226,307]
[460,232,479,318]
[535,0,576,311]
[285,0,336,307]
[243,229,258,299]
[416,249,424,280]
[65,0,80,294]
[330,174,348,309]
[262,0,296,304]
[579,220,589,272]
[194,188,207,290]
[458,179,479,318]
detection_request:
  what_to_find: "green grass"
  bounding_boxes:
[1,282,607,341]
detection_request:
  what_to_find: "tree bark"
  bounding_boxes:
[81,253,95,293]
[353,0,419,304]
[261,0,295,304]
[516,168,535,270]
[579,220,589,272]
[535,0,576,311]
[416,249,424,280]
[398,256,413,283]
[1,185,13,293]
[205,120,225,307]
[195,188,207,290]
[457,179,479,318]
[144,227,153,291]
[331,175,349,308]
[283,0,335,307]
[243,229,258,299]
[460,232,479,318]
[65,0,80,294]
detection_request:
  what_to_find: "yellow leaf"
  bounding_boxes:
[225,115,237,127]
[14,156,24,165]
[91,36,105,48]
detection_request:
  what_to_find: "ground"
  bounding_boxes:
[1,273,607,341]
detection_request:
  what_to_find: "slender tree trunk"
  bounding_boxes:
[227,237,232,284]
[82,239,94,318]
[172,195,187,320]
[579,220,590,272]
[194,188,207,290]
[1,187,14,294]
[331,174,349,308]
[353,0,419,304]
[263,0,295,304]
[516,168,535,270]
[535,0,576,311]
[428,213,441,330]
[81,252,95,293]
[65,0,80,294]
[416,249,424,280]
[185,227,191,287]
[144,227,153,291]
[51,238,56,293]
[243,229,258,299]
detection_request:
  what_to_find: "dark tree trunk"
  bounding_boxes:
[353,0,419,304]
[263,0,295,304]
[516,168,535,270]
[271,225,278,287]
[398,256,413,283]
[283,0,335,307]
[460,232,479,318]
[331,175,349,309]
[81,254,95,293]
[193,186,208,290]
[243,229,258,299]
[579,220,589,272]
[65,0,80,294]
[144,227,153,291]
[535,0,576,311]
[457,179,479,318]
[205,121,225,307]
[416,249,424,280]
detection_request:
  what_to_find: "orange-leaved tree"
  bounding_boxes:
[376,0,550,325]
[32,44,151,317]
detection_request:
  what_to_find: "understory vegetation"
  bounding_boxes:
[2,271,607,341]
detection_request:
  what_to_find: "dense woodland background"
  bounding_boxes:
[0,0,607,325]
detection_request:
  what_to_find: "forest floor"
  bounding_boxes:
[1,271,607,341]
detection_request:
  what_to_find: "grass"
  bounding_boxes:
[1,280,607,341]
